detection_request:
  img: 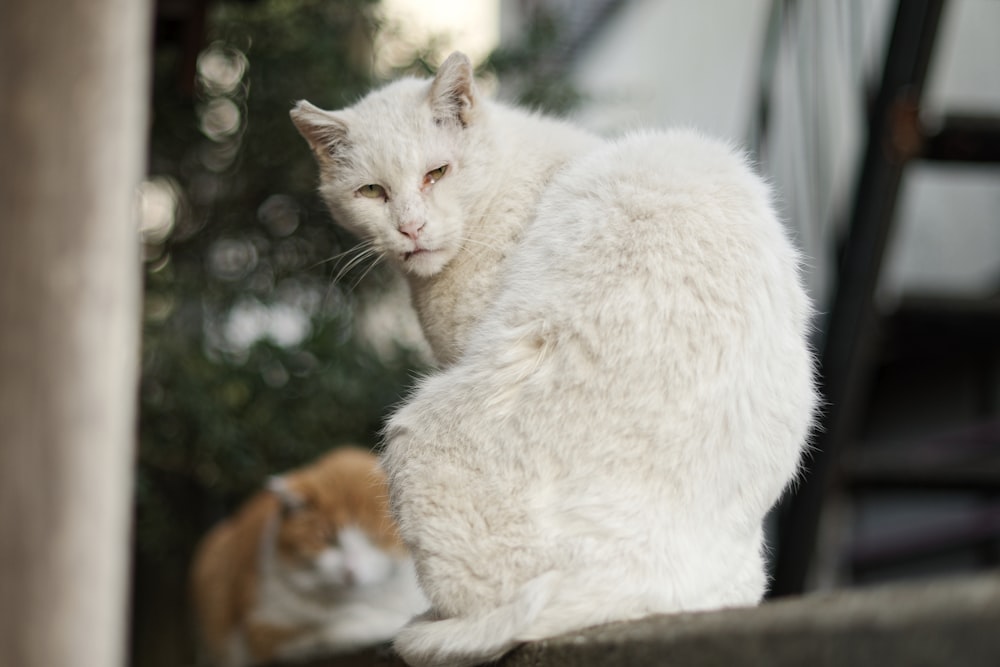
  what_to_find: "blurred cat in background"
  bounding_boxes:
[190,447,427,666]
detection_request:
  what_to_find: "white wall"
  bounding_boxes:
[882,0,1000,299]
[566,0,1000,307]
[569,0,770,141]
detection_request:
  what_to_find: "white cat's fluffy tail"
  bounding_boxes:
[393,572,652,667]
[392,572,561,667]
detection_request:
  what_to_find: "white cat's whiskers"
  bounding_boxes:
[307,243,374,270]
[313,241,381,304]
[457,235,502,251]
[347,253,384,291]
[452,232,507,271]
[332,242,381,286]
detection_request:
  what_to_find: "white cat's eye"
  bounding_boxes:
[357,183,387,200]
[424,165,448,186]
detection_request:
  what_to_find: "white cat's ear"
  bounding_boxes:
[290,100,349,166]
[267,475,305,514]
[430,52,477,127]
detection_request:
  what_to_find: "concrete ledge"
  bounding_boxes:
[290,574,1000,666]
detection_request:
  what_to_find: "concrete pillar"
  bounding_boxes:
[0,0,152,665]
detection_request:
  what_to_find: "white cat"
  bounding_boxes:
[291,52,817,667]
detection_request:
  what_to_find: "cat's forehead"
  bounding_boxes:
[350,77,428,114]
[342,79,452,176]
[350,80,431,135]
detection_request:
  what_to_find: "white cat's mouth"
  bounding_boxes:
[402,246,445,264]
[400,246,449,276]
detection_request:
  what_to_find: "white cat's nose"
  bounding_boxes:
[398,220,425,240]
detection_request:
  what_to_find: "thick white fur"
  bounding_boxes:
[292,52,817,667]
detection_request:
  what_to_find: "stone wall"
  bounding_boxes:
[282,574,1000,667]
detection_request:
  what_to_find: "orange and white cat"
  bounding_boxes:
[190,447,427,667]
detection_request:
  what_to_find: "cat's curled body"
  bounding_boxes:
[292,53,817,667]
[190,447,428,666]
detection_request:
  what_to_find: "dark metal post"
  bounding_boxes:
[769,0,947,597]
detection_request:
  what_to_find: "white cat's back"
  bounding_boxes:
[454,127,814,491]
[496,127,814,485]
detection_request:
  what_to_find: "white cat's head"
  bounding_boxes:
[290,52,482,278]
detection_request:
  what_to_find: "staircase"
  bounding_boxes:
[768,0,1000,595]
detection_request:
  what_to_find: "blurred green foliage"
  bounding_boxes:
[484,8,585,115]
[138,0,584,567]
[134,1,580,662]
[132,0,584,666]
[139,0,417,567]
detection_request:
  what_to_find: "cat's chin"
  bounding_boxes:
[400,248,450,277]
